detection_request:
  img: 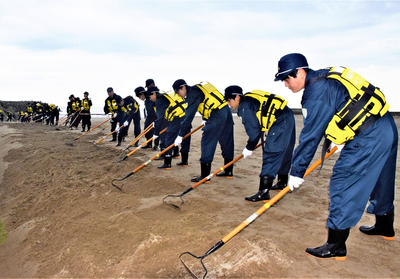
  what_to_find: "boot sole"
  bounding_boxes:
[306,252,347,261]
[361,234,395,241]
[245,199,270,202]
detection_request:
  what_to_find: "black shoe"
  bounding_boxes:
[81,129,85,132]
[109,138,117,142]
[116,141,121,146]
[122,137,126,142]
[158,156,172,169]
[172,146,180,158]
[152,145,159,151]
[133,142,139,147]
[245,176,273,202]
[359,210,395,240]
[306,228,349,261]
[142,142,152,149]
[176,153,189,166]
[191,162,211,183]
[155,148,165,160]
[69,127,73,130]
[245,189,271,202]
[216,158,233,178]
[271,174,288,190]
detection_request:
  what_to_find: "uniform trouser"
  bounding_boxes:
[327,113,398,230]
[144,115,157,140]
[132,111,141,138]
[164,118,191,155]
[200,106,234,163]
[110,117,117,140]
[158,121,169,150]
[70,112,81,127]
[261,108,295,177]
[81,113,91,129]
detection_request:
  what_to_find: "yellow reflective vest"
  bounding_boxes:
[324,66,389,144]
[163,92,187,121]
[245,90,288,132]
[196,82,227,120]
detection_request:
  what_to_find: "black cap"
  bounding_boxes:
[274,53,309,81]
[114,94,122,104]
[107,87,113,92]
[224,85,243,100]
[146,86,159,97]
[172,79,187,92]
[69,94,75,99]
[134,86,146,97]
[145,79,155,88]
[84,91,89,95]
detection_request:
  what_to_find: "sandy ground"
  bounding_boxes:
[0,115,399,278]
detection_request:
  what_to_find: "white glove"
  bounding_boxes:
[288,175,304,191]
[81,107,84,110]
[201,120,206,126]
[174,136,183,146]
[242,148,252,158]
[123,120,129,127]
[329,142,344,153]
[153,135,159,140]
[116,124,120,132]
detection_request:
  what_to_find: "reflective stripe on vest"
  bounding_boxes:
[325,66,389,144]
[196,82,227,120]
[163,92,187,121]
[245,90,288,132]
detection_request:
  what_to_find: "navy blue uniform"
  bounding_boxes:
[292,69,398,230]
[178,85,234,163]
[154,95,190,155]
[144,98,157,141]
[116,96,141,141]
[238,96,295,178]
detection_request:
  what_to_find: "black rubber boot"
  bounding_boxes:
[306,228,350,261]
[152,138,160,150]
[177,153,189,166]
[142,141,152,149]
[110,132,117,142]
[359,209,395,240]
[133,142,139,147]
[216,158,233,178]
[191,162,211,183]
[155,149,165,160]
[245,175,273,202]
[172,146,180,158]
[116,141,121,146]
[158,156,172,169]
[271,174,288,190]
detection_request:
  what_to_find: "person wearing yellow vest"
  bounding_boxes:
[80,91,92,132]
[274,53,398,260]
[224,85,295,202]
[67,95,81,129]
[115,95,141,146]
[0,109,3,122]
[103,87,122,142]
[148,86,189,169]
[142,79,159,150]
[173,79,234,182]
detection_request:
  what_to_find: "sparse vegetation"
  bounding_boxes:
[0,219,7,245]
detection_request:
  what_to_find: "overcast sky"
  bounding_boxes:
[1,0,399,113]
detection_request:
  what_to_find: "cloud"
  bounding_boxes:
[0,0,399,112]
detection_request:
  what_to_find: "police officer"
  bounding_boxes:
[0,109,3,122]
[148,86,189,169]
[103,87,122,142]
[80,91,92,132]
[173,79,234,182]
[142,79,159,150]
[67,95,81,129]
[115,94,141,146]
[224,85,295,202]
[274,53,398,260]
